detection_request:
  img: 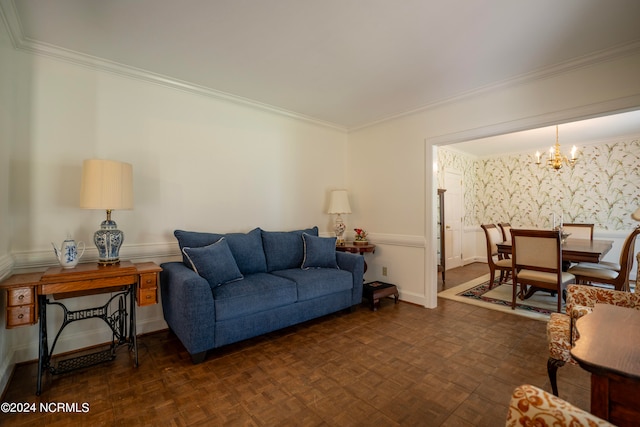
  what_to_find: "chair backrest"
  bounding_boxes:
[617,226,640,278]
[481,224,503,261]
[569,227,639,292]
[562,223,594,240]
[511,229,567,312]
[510,229,562,274]
[498,223,512,243]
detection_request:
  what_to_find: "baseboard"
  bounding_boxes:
[398,290,427,307]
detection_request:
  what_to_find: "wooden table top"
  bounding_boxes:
[335,242,376,253]
[497,237,613,264]
[571,304,640,380]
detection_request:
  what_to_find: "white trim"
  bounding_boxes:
[350,42,640,132]
[367,233,425,248]
[0,254,14,281]
[396,289,427,307]
[0,0,346,133]
[2,0,639,133]
[428,96,640,147]
[11,242,181,273]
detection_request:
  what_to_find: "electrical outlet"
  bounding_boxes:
[382,266,388,276]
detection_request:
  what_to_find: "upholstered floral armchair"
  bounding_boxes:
[506,384,613,426]
[546,284,640,396]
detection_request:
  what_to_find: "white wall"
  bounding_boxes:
[348,50,640,309]
[0,33,350,393]
[0,17,15,395]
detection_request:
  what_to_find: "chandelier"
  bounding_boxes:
[535,125,577,170]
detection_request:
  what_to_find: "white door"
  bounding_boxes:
[444,170,463,269]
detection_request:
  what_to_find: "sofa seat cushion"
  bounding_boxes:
[212,273,297,321]
[273,268,352,302]
[175,227,267,275]
[261,227,318,272]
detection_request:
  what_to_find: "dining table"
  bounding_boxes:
[496,237,614,264]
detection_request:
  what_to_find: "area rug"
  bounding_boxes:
[438,274,559,321]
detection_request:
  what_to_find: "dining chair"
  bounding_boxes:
[510,229,575,313]
[497,223,512,260]
[498,222,512,243]
[546,284,640,397]
[481,224,512,289]
[561,223,594,240]
[567,227,640,292]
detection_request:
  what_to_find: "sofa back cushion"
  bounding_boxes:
[261,226,318,272]
[174,227,267,274]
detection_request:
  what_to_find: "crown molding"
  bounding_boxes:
[426,95,640,147]
[350,40,640,132]
[0,0,347,133]
[4,0,639,134]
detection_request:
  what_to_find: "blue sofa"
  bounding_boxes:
[160,226,364,362]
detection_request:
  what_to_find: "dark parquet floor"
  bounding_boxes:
[2,263,589,426]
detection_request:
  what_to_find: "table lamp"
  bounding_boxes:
[632,207,640,222]
[327,189,351,245]
[80,159,133,265]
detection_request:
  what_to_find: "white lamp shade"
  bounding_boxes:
[328,190,351,214]
[632,207,640,222]
[80,159,133,210]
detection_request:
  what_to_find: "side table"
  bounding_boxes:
[363,281,399,311]
[0,260,162,395]
[335,242,375,273]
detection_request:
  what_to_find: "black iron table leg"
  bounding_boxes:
[36,295,48,396]
[130,285,138,367]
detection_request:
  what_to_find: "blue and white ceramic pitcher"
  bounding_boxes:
[52,238,85,269]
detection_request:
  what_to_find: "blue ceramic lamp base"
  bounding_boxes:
[94,211,124,265]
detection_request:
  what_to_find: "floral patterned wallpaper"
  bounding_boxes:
[438,137,640,230]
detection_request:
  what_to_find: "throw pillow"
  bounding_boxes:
[301,233,339,270]
[182,237,244,287]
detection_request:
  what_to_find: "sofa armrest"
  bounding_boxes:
[336,251,364,305]
[160,262,217,355]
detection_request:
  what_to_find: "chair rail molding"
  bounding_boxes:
[10,242,180,273]
[366,233,425,248]
[0,254,14,282]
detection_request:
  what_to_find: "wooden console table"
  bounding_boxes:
[571,304,640,426]
[0,261,161,395]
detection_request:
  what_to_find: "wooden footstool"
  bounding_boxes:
[363,281,399,311]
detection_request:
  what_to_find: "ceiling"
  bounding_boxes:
[3,0,640,144]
